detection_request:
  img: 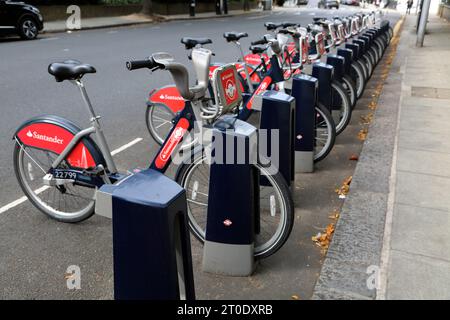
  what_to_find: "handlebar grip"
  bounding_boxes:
[126,58,156,71]
[251,38,267,45]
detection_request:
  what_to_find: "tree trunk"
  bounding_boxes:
[141,0,153,15]
[243,0,250,11]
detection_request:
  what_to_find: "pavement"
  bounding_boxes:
[43,9,266,33]
[313,13,450,300]
[0,5,401,300]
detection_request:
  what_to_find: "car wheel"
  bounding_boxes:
[18,17,39,40]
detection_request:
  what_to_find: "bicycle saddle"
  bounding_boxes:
[281,22,299,28]
[278,28,301,38]
[223,32,248,42]
[313,17,327,22]
[48,60,96,82]
[264,22,283,30]
[181,37,212,49]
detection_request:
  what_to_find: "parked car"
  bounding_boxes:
[297,0,309,5]
[341,0,360,5]
[0,0,44,40]
[318,0,340,8]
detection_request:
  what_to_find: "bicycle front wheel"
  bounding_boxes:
[314,103,336,162]
[146,102,176,146]
[13,142,96,223]
[176,153,294,260]
[331,80,352,135]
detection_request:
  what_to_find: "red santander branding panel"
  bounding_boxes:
[244,53,270,67]
[317,34,326,56]
[154,118,189,170]
[17,123,96,169]
[209,65,220,78]
[236,63,261,84]
[302,37,308,63]
[219,67,240,106]
[149,86,185,113]
[246,76,272,110]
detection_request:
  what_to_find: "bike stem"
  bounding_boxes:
[233,41,254,94]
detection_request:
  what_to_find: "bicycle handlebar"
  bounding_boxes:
[126,58,160,71]
[251,38,268,46]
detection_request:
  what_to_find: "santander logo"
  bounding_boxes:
[159,127,184,161]
[158,94,184,101]
[27,130,64,145]
[225,80,236,99]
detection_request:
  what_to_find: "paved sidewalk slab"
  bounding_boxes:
[397,148,450,178]
[391,204,450,261]
[44,14,153,33]
[386,250,450,300]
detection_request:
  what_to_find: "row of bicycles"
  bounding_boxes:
[13,11,393,261]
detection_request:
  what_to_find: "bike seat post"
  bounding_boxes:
[72,79,99,122]
[72,79,117,173]
[234,41,254,93]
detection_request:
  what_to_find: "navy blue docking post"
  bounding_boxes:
[257,90,296,186]
[337,48,353,75]
[289,74,318,173]
[326,54,346,125]
[312,62,334,113]
[202,117,258,276]
[95,169,195,300]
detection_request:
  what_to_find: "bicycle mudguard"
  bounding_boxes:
[234,63,261,84]
[243,53,270,68]
[14,115,105,170]
[148,85,186,113]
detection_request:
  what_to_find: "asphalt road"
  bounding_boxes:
[0,5,400,299]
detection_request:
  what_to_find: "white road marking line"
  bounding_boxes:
[107,30,118,34]
[246,14,270,20]
[0,137,144,215]
[41,37,59,41]
[0,196,27,215]
[111,137,143,156]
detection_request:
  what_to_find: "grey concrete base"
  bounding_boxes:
[295,151,314,173]
[202,241,254,276]
[94,186,114,219]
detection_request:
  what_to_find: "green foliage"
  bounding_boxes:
[101,0,143,4]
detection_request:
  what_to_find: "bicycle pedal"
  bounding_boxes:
[83,165,106,176]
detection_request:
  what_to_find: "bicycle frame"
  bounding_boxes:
[37,80,198,189]
[49,80,117,175]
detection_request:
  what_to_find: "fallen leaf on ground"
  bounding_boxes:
[368,101,378,110]
[291,295,300,300]
[312,223,336,250]
[358,128,368,141]
[349,154,359,161]
[329,209,340,220]
[64,273,74,280]
[360,113,373,125]
[335,176,352,197]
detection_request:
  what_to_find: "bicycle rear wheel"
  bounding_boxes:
[176,153,294,260]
